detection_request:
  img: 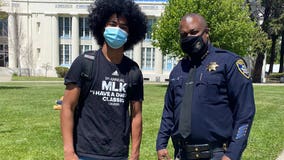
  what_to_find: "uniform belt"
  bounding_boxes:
[179,142,228,159]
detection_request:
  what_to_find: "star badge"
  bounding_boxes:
[207,62,219,72]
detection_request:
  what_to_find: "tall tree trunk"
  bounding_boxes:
[268,34,277,74]
[261,0,271,33]
[252,53,265,83]
[279,31,284,73]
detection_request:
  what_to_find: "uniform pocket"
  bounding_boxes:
[171,77,184,98]
[196,79,222,104]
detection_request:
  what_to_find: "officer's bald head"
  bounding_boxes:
[180,13,208,32]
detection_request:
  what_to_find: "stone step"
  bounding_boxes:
[0,67,13,82]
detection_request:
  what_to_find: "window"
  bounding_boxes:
[141,47,155,70]
[79,45,92,54]
[79,17,91,39]
[163,54,178,71]
[37,22,40,33]
[0,19,8,36]
[59,17,72,38]
[145,18,156,40]
[124,49,133,59]
[0,44,8,52]
[59,44,72,65]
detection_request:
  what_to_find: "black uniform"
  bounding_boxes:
[156,44,255,160]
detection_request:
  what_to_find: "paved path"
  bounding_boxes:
[0,67,12,82]
[277,150,284,160]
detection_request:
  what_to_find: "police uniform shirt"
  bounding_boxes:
[65,49,143,159]
[156,44,255,160]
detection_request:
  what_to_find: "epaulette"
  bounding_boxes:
[215,48,239,59]
[215,48,228,53]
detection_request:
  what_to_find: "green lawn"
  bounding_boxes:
[0,82,283,160]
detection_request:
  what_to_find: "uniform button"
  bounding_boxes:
[195,147,198,151]
[196,154,199,158]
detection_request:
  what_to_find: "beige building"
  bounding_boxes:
[0,0,177,82]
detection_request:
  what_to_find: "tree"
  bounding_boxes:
[251,29,271,82]
[280,30,284,73]
[270,13,284,73]
[152,0,259,59]
[0,1,7,19]
[246,0,271,82]
[41,63,52,77]
[260,0,284,74]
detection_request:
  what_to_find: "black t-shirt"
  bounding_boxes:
[64,49,143,159]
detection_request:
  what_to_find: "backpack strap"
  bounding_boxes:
[74,50,97,124]
[80,50,96,81]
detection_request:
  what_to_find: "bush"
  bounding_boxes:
[55,66,69,78]
[267,72,284,79]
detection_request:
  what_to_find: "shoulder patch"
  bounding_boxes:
[236,59,250,79]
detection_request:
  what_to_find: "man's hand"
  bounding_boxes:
[221,155,231,160]
[157,149,172,160]
[64,150,79,160]
[129,153,139,160]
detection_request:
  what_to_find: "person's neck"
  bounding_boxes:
[102,44,124,64]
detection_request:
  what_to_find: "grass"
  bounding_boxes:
[0,82,283,159]
[12,75,64,81]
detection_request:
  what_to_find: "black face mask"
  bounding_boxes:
[180,32,208,59]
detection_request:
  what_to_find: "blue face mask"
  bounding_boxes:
[103,27,128,49]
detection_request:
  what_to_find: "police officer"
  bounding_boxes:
[156,13,255,160]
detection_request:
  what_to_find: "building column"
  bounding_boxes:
[154,48,163,74]
[133,42,142,68]
[8,13,17,69]
[52,15,59,67]
[72,14,79,61]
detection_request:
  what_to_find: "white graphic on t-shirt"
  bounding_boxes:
[90,76,127,106]
[112,70,119,76]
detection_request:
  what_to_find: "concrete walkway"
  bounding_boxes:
[277,150,284,160]
[0,67,12,82]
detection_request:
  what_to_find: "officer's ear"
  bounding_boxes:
[204,28,209,38]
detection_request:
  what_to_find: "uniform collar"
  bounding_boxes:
[200,43,216,66]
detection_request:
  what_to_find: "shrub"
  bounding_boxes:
[267,73,284,79]
[55,66,69,78]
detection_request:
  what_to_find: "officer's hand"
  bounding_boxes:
[157,149,172,160]
[221,155,231,160]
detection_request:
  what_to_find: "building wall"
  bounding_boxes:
[1,0,176,81]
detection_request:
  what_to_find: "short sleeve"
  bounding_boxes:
[64,55,83,87]
[129,69,144,101]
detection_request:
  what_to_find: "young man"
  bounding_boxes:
[60,0,147,160]
[156,13,255,160]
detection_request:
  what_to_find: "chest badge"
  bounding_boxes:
[207,62,219,72]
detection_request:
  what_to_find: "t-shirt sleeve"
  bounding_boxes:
[129,67,144,101]
[64,55,83,87]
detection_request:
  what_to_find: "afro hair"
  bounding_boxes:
[88,0,147,51]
